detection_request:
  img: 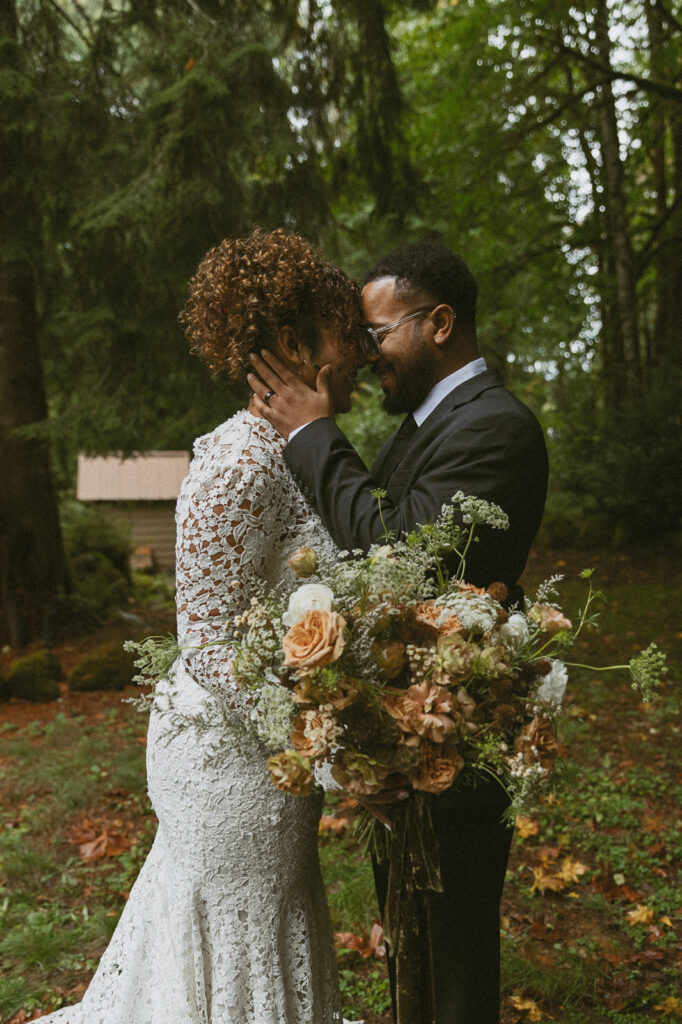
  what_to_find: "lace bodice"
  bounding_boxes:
[175,409,336,711]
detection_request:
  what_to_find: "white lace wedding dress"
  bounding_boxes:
[43,411,343,1024]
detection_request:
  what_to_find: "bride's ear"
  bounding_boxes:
[275,326,311,369]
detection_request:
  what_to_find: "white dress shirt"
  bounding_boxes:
[411,357,488,427]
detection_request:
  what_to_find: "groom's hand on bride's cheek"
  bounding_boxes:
[248,351,335,440]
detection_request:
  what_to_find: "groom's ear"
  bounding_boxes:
[431,304,456,347]
[275,325,307,367]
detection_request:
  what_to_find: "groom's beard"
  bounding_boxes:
[375,337,435,416]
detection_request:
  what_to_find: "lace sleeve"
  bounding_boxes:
[175,442,290,711]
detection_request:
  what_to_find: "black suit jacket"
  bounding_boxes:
[285,370,548,604]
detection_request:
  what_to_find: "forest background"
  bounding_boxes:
[1,0,681,646]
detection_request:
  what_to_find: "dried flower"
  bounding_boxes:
[282,609,347,671]
[413,741,464,794]
[476,644,511,680]
[371,639,406,680]
[267,750,314,796]
[514,716,558,772]
[528,604,573,633]
[290,706,341,757]
[288,546,319,578]
[384,682,458,745]
[487,582,509,603]
[331,750,390,796]
[437,633,478,679]
[413,601,463,637]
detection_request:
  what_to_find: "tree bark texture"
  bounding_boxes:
[0,0,71,648]
[0,266,72,648]
[645,0,682,373]
[594,0,642,405]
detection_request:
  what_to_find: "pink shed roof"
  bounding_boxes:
[77,452,190,501]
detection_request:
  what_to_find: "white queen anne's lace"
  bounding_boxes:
[42,411,341,1024]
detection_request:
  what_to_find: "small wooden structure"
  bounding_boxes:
[77,452,190,571]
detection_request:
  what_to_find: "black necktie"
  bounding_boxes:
[376,414,418,487]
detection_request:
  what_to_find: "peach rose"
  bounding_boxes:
[267,750,314,796]
[282,609,346,671]
[412,741,464,795]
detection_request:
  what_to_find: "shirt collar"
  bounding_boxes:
[412,357,488,427]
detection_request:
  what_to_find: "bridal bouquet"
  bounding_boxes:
[220,491,664,817]
[128,490,665,1024]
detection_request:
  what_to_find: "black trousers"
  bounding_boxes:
[372,792,513,1024]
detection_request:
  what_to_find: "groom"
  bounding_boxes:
[248,239,548,1024]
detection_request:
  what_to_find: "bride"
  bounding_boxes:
[43,229,366,1023]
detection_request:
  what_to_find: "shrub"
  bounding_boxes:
[60,500,132,580]
[0,675,10,702]
[69,551,132,618]
[69,643,136,692]
[7,651,62,702]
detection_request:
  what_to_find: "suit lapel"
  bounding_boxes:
[418,369,503,429]
[372,370,504,492]
[373,414,418,487]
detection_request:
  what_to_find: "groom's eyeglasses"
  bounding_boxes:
[360,307,434,357]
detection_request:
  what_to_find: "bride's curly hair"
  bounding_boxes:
[180,228,364,378]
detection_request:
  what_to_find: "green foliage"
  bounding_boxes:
[60,500,132,577]
[131,570,176,608]
[550,374,682,536]
[337,375,401,467]
[69,643,136,693]
[7,650,62,702]
[69,551,132,619]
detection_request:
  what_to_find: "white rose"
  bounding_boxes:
[535,660,568,708]
[500,613,530,651]
[282,583,335,627]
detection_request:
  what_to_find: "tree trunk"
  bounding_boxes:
[593,0,642,404]
[645,0,682,374]
[0,0,71,649]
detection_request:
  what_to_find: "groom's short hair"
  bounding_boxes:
[364,239,478,326]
